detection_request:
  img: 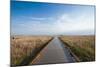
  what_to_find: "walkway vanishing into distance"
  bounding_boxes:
[31,37,76,65]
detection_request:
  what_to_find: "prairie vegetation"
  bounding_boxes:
[11,36,53,66]
[59,35,95,62]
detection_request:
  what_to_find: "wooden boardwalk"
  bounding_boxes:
[31,37,75,65]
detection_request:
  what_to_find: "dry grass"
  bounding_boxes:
[11,36,53,65]
[60,35,95,62]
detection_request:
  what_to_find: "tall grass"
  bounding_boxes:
[60,35,95,62]
[11,36,53,66]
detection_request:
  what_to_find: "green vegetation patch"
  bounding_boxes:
[60,36,95,62]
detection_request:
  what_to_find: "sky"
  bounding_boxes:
[11,0,95,35]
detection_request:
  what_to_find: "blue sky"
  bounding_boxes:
[11,0,95,35]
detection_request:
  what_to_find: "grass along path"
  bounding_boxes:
[59,36,95,62]
[11,36,53,66]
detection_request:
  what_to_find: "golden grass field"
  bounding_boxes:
[59,35,95,62]
[11,36,53,65]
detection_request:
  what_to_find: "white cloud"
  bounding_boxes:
[30,17,53,21]
[53,14,94,35]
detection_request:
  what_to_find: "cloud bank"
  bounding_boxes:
[11,13,95,35]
